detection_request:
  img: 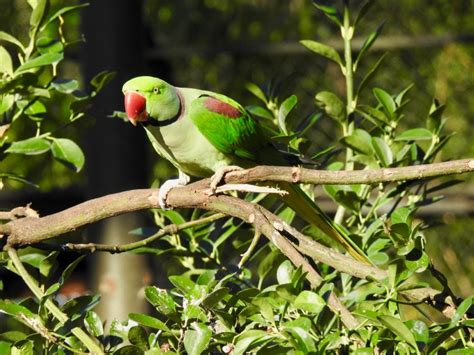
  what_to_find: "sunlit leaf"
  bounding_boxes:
[5,137,51,155]
[300,40,342,65]
[51,138,85,172]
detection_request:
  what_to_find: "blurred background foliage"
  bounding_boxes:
[1,0,472,297]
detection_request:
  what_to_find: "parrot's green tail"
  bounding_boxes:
[278,181,371,264]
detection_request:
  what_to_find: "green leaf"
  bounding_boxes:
[58,255,86,288]
[357,105,389,126]
[183,322,211,355]
[300,40,342,65]
[128,326,148,351]
[129,313,171,332]
[294,291,325,314]
[312,1,342,26]
[0,95,15,114]
[114,345,143,355]
[0,31,25,51]
[0,172,38,188]
[29,0,48,28]
[315,91,345,122]
[39,251,59,277]
[405,250,429,273]
[371,137,393,166]
[202,287,229,309]
[392,207,413,225]
[25,100,47,117]
[276,260,294,285]
[373,88,396,116]
[0,300,36,318]
[278,95,297,135]
[334,190,361,212]
[52,79,79,94]
[405,320,429,345]
[354,0,375,26]
[36,37,64,55]
[246,105,273,119]
[62,295,100,321]
[15,52,63,74]
[427,98,446,133]
[395,128,433,141]
[42,3,89,28]
[233,330,274,355]
[450,295,473,328]
[169,275,198,297]
[355,22,384,69]
[340,128,373,155]
[5,137,51,155]
[246,83,267,104]
[356,53,387,98]
[283,326,316,353]
[51,138,85,172]
[90,70,116,93]
[377,315,418,350]
[0,46,13,75]
[84,311,103,337]
[145,286,176,314]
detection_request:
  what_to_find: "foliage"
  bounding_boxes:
[0,1,473,354]
[0,0,114,188]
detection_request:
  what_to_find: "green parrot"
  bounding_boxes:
[122,76,369,263]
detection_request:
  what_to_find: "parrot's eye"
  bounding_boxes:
[153,87,161,94]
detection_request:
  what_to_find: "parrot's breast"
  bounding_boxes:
[147,117,234,178]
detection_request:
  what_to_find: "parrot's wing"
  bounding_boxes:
[188,93,265,162]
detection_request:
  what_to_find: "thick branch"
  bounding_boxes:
[222,159,474,185]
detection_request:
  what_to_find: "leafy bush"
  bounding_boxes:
[0,1,473,354]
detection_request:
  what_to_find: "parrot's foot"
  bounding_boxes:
[157,172,191,210]
[209,165,244,195]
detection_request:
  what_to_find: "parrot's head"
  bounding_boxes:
[122,76,180,126]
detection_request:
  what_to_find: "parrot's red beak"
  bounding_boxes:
[124,91,148,126]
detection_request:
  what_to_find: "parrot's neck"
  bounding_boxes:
[145,88,185,128]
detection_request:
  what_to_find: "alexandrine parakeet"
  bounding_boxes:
[122,76,368,263]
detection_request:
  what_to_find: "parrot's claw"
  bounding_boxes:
[157,172,191,210]
[209,165,244,195]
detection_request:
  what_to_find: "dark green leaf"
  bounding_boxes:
[39,251,58,277]
[371,137,393,166]
[128,313,171,332]
[378,315,418,350]
[355,22,385,68]
[183,322,211,355]
[5,137,51,155]
[340,128,373,155]
[16,53,63,74]
[51,138,85,172]
[128,326,148,351]
[59,255,86,288]
[427,326,461,353]
[114,345,143,355]
[294,291,325,314]
[0,173,38,188]
[278,95,297,135]
[84,311,103,337]
[354,0,375,26]
[315,91,345,122]
[61,295,100,321]
[373,88,396,116]
[427,98,446,133]
[356,53,387,98]
[246,83,267,103]
[202,287,229,309]
[395,128,433,141]
[334,190,361,212]
[36,37,64,54]
[90,71,116,93]
[300,40,342,65]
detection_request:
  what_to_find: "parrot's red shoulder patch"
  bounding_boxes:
[203,97,241,118]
